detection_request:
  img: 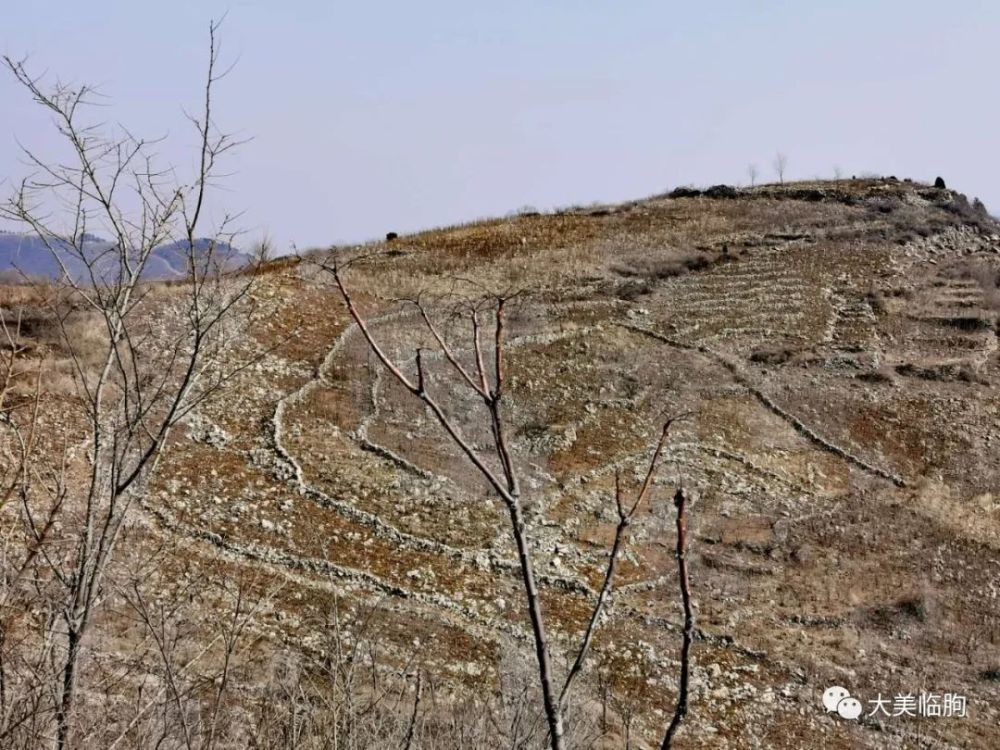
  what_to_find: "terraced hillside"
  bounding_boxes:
[123,179,1000,747]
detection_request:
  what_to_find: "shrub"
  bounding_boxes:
[896,595,927,622]
[611,250,717,281]
[749,346,795,365]
[866,288,887,315]
[704,184,739,199]
[667,186,701,199]
[615,279,654,301]
[856,369,894,384]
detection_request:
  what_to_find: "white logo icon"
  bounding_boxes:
[823,686,861,719]
[837,696,863,720]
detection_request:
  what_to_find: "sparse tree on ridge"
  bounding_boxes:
[773,152,788,184]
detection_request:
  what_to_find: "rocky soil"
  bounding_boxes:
[142,178,1000,747]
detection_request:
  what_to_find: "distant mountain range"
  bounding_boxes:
[0,232,254,283]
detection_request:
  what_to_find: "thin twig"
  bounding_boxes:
[402,671,422,750]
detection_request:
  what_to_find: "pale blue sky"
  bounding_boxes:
[2,1,998,251]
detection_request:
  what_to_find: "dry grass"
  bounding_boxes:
[7,178,1000,748]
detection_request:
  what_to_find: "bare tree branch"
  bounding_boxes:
[661,487,694,749]
[559,414,691,709]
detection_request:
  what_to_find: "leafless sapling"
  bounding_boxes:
[2,20,265,748]
[324,256,686,750]
[773,152,788,184]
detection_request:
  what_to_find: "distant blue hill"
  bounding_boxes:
[0,232,253,283]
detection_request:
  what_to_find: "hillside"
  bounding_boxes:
[8,177,1000,748]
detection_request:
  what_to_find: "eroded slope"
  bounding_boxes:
[148,179,1000,748]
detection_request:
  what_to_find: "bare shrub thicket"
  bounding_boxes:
[0,21,269,748]
[324,255,697,749]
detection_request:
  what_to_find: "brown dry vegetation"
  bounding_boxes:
[6,178,1000,748]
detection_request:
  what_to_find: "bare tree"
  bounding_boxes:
[322,258,687,750]
[747,163,759,188]
[1,20,264,748]
[773,152,788,184]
